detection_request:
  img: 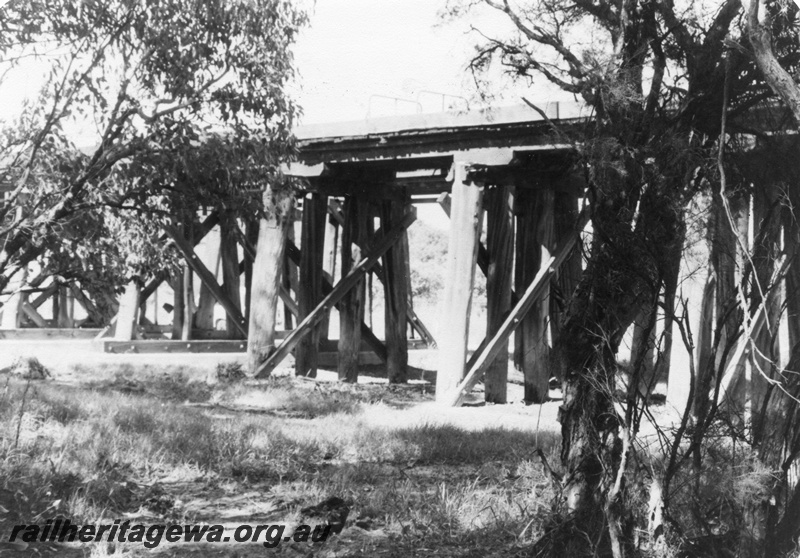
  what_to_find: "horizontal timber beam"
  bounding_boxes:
[101,339,247,353]
[0,328,102,340]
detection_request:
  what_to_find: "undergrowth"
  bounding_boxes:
[0,367,561,557]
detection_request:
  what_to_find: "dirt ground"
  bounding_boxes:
[0,340,582,558]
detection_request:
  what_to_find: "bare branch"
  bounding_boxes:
[484,0,586,79]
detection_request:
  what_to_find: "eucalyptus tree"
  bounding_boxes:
[0,0,305,295]
[444,0,790,554]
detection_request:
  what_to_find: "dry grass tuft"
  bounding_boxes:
[0,367,563,557]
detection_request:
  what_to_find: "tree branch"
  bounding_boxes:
[745,0,800,124]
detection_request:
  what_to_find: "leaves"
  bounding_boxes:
[0,0,306,290]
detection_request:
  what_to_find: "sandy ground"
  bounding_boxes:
[0,338,679,437]
[0,338,574,435]
[0,338,686,558]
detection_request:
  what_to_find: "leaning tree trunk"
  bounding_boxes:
[550,149,686,555]
[759,341,800,558]
[247,184,295,375]
[746,0,800,124]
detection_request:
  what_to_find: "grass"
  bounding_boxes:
[0,365,562,557]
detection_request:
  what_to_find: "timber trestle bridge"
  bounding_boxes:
[0,103,593,405]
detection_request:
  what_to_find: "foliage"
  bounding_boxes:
[0,0,306,293]
[442,0,800,555]
[408,221,449,303]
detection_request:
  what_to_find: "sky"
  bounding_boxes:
[0,1,573,131]
[290,0,571,125]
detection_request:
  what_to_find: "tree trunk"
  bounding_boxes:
[629,303,656,391]
[759,342,800,558]
[694,275,717,418]
[746,0,800,124]
[552,156,684,554]
[742,28,800,555]
[247,185,294,375]
[116,280,141,341]
[785,213,800,351]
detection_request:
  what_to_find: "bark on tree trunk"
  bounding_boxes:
[116,280,141,341]
[246,185,294,375]
[746,0,800,124]
[629,303,656,391]
[742,29,800,554]
[759,342,800,558]
[552,160,684,554]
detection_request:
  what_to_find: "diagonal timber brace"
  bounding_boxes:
[445,208,589,407]
[716,256,791,409]
[254,207,417,378]
[328,199,437,347]
[21,302,47,327]
[30,284,58,309]
[164,224,248,338]
[140,212,221,304]
[70,285,104,325]
[285,239,388,362]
